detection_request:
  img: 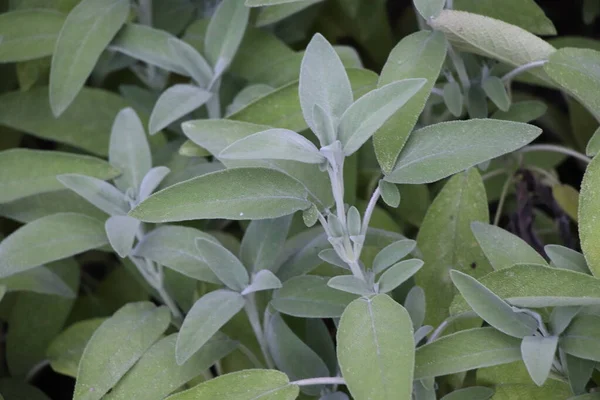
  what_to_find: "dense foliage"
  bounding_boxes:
[0,0,600,399]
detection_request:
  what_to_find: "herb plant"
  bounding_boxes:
[0,0,600,399]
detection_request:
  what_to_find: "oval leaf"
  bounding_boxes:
[149,84,212,135]
[521,335,558,386]
[195,238,249,291]
[579,153,600,277]
[58,174,130,216]
[378,259,424,293]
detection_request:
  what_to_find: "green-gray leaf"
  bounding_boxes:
[385,119,542,184]
[560,314,600,362]
[440,387,494,400]
[378,259,424,293]
[164,369,299,400]
[205,0,249,75]
[149,84,212,135]
[105,215,139,258]
[471,222,548,270]
[167,38,213,88]
[491,100,547,122]
[327,275,374,296]
[482,76,510,111]
[240,216,292,273]
[337,294,414,400]
[242,270,282,295]
[414,0,445,19]
[545,245,590,274]
[0,213,108,279]
[372,239,417,274]
[414,327,522,379]
[579,153,600,277]
[176,289,244,365]
[50,0,129,116]
[58,174,129,216]
[105,333,237,400]
[520,335,557,386]
[73,302,171,400]
[130,168,310,222]
[0,9,66,62]
[109,107,152,194]
[0,265,75,297]
[0,149,119,203]
[195,238,249,291]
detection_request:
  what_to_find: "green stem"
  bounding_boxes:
[244,294,275,369]
[501,60,548,83]
[493,172,514,226]
[292,377,346,387]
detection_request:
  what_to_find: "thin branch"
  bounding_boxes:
[494,172,514,226]
[292,377,346,387]
[430,87,444,97]
[501,60,548,83]
[361,186,381,237]
[519,144,592,164]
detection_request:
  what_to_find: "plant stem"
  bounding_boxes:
[238,343,264,368]
[482,169,506,181]
[292,377,346,387]
[519,144,592,164]
[430,87,444,97]
[361,186,381,237]
[493,172,514,226]
[156,283,183,328]
[501,60,548,83]
[527,165,560,185]
[244,294,275,369]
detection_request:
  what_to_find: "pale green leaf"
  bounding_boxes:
[241,269,282,295]
[482,76,510,111]
[450,264,600,314]
[318,249,348,270]
[337,294,414,400]
[105,215,139,258]
[466,85,488,119]
[255,0,323,27]
[73,302,171,400]
[240,216,293,273]
[549,306,581,336]
[374,30,447,173]
[414,0,445,19]
[414,327,522,379]
[47,318,105,378]
[443,80,464,117]
[0,9,66,62]
[58,173,129,216]
[271,275,357,318]
[491,100,547,123]
[565,353,596,396]
[130,168,311,222]
[0,213,108,279]
[440,387,494,400]
[520,335,558,386]
[544,48,600,121]
[266,313,329,396]
[138,166,170,201]
[545,245,590,274]
[105,333,237,400]
[0,265,75,297]
[0,87,142,156]
[149,84,212,135]
[167,38,212,87]
[405,286,426,330]
[195,238,249,291]
[0,149,119,203]
[579,154,600,277]
[560,314,600,362]
[372,239,416,274]
[219,128,324,164]
[327,275,374,296]
[415,169,492,327]
[339,79,426,156]
[553,183,579,222]
[586,127,600,157]
[50,0,129,116]
[133,225,220,283]
[109,107,152,194]
[454,0,556,35]
[471,222,547,270]
[205,0,249,74]
[430,10,555,82]
[300,33,353,134]
[378,259,424,293]
[165,369,299,400]
[385,120,542,184]
[176,289,244,365]
[379,180,400,208]
[226,84,275,116]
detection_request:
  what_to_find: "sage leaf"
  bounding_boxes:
[337,294,414,400]
[450,270,538,338]
[440,387,494,400]
[372,239,417,274]
[415,169,492,326]
[241,270,282,295]
[109,107,152,194]
[255,0,323,27]
[0,9,66,62]
[105,333,237,400]
[586,126,600,157]
[219,128,325,164]
[482,76,510,111]
[550,306,581,336]
[405,286,426,330]
[560,314,600,362]
[374,30,447,173]
[520,335,558,386]
[379,180,400,207]
[164,369,299,400]
[544,48,600,121]
[240,216,293,273]
[266,313,329,396]
[133,225,220,283]
[385,119,542,184]
[327,275,374,296]
[47,318,105,378]
[471,221,548,270]
[130,168,310,222]
[414,0,445,19]
[0,266,75,297]
[176,289,244,365]
[565,353,596,396]
[195,238,249,291]
[450,264,600,314]
[167,38,212,87]
[50,0,129,116]
[415,327,522,379]
[0,213,108,279]
[579,154,600,277]
[138,166,170,201]
[149,84,212,135]
[377,259,424,293]
[318,249,348,269]
[443,81,464,117]
[491,100,547,122]
[0,379,51,400]
[0,149,119,203]
[466,85,488,119]
[58,174,129,216]
[204,0,249,75]
[300,33,353,134]
[73,302,171,400]
[105,215,139,258]
[545,245,590,274]
[271,275,357,318]
[553,183,579,222]
[338,78,427,156]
